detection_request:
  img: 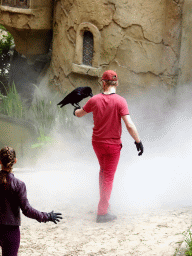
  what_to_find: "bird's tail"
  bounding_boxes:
[57,102,66,108]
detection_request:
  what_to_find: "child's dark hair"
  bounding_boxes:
[0,146,16,184]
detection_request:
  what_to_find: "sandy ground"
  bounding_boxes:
[3,206,190,256]
[1,164,192,256]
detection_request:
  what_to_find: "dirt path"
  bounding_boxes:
[14,206,192,256]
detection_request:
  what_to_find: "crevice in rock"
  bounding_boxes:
[111,21,177,59]
[22,23,31,29]
[123,24,178,62]
[107,1,116,13]
[66,27,76,46]
[100,20,114,31]
[128,24,161,45]
[68,74,77,89]
[113,59,166,78]
[61,4,69,17]
[161,39,178,59]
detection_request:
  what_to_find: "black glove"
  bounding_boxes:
[134,141,144,156]
[73,106,81,116]
[48,211,62,224]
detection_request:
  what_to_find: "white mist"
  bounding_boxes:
[15,84,192,218]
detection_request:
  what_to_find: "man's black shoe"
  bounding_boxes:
[96,213,117,223]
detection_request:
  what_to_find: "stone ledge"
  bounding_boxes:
[0,5,51,16]
[72,63,101,77]
[0,5,52,32]
[0,5,33,14]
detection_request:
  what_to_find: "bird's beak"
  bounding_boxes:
[90,93,93,97]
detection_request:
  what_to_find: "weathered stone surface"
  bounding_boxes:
[50,0,184,92]
[68,73,100,95]
[0,2,53,56]
[0,0,187,93]
[112,0,165,43]
[124,25,145,41]
[0,7,52,30]
[61,0,74,13]
[67,0,113,30]
[48,69,74,95]
[52,13,75,77]
[52,0,113,90]
[164,0,183,56]
[54,1,62,24]
[115,37,177,75]
[109,60,163,94]
[100,22,124,65]
[178,0,192,85]
[10,14,27,28]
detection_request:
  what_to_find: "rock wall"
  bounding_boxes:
[0,0,53,57]
[178,0,192,85]
[50,0,184,95]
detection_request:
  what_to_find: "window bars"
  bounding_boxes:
[83,31,94,66]
[2,0,30,8]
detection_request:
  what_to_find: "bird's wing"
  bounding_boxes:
[57,87,86,106]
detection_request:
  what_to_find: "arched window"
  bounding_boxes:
[2,0,29,8]
[83,31,94,66]
[72,22,101,77]
[2,0,13,6]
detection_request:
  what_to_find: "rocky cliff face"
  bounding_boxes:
[178,0,192,85]
[50,0,184,95]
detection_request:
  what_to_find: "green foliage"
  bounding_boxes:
[0,26,14,86]
[0,82,87,149]
[30,96,56,135]
[31,128,53,148]
[0,27,14,55]
[29,85,70,136]
[182,229,192,256]
[0,82,26,119]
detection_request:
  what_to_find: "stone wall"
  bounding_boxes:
[0,0,53,57]
[178,0,192,85]
[50,0,184,95]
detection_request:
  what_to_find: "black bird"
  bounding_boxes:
[57,86,93,108]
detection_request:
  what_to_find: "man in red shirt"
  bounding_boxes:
[74,70,143,223]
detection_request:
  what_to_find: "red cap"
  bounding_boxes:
[101,70,118,81]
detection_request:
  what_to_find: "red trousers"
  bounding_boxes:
[92,141,121,215]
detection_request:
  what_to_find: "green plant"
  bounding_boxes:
[0,25,14,88]
[0,27,14,55]
[30,98,56,134]
[29,85,66,135]
[29,85,75,147]
[31,127,53,148]
[0,82,26,119]
[183,228,192,256]
[0,81,88,149]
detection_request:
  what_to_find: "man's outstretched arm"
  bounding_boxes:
[74,108,88,117]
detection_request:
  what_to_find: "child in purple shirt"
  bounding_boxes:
[0,146,62,256]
